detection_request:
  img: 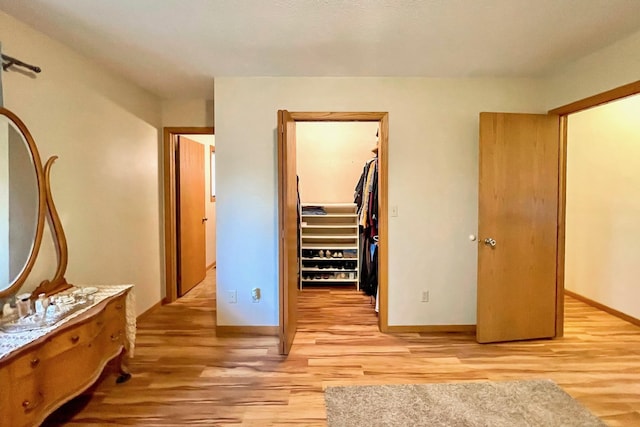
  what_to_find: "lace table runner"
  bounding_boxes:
[0,284,136,361]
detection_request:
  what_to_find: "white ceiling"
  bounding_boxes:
[2,0,640,99]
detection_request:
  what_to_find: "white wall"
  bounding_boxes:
[297,122,378,203]
[545,28,640,110]
[179,134,216,268]
[565,94,640,320]
[215,77,547,327]
[162,99,214,128]
[0,10,163,315]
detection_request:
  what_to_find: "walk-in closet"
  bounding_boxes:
[296,122,380,315]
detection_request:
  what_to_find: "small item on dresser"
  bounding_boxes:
[41,294,50,316]
[2,302,16,317]
[16,293,32,318]
[319,250,325,258]
[35,293,47,317]
[49,295,59,313]
[82,286,99,295]
[78,287,98,304]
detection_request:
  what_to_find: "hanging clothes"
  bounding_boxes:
[354,158,375,213]
[366,160,378,237]
[354,157,379,298]
[360,239,378,297]
[297,176,301,286]
[359,160,376,228]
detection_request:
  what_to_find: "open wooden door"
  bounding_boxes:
[177,136,206,296]
[278,110,298,355]
[477,113,560,343]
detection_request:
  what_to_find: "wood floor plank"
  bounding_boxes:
[43,271,640,426]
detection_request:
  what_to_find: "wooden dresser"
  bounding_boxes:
[0,286,134,427]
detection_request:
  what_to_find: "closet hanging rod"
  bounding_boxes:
[1,54,41,73]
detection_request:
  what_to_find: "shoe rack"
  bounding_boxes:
[300,203,359,290]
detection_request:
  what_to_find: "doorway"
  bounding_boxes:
[277,111,389,355]
[297,121,380,322]
[474,81,640,344]
[163,127,215,303]
[550,80,640,335]
[562,93,640,325]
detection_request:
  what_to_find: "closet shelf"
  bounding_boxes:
[301,244,358,250]
[301,235,358,240]
[299,202,359,291]
[302,203,356,208]
[301,224,358,229]
[301,213,357,218]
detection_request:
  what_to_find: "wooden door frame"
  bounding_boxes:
[279,111,390,331]
[549,80,640,337]
[163,127,214,304]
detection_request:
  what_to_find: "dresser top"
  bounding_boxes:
[0,284,133,361]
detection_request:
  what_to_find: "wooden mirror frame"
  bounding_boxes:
[0,107,70,300]
[0,107,47,299]
[31,154,71,297]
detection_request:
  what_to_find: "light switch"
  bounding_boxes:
[391,205,399,217]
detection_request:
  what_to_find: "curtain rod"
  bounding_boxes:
[1,53,41,73]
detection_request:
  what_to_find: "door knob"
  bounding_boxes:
[202,217,208,223]
[483,238,496,248]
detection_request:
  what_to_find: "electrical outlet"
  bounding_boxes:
[227,290,237,304]
[421,290,429,303]
[251,287,261,303]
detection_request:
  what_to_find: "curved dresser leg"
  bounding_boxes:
[115,348,132,384]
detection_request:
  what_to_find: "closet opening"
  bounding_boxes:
[298,121,380,321]
[277,111,389,355]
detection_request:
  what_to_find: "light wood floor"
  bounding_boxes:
[45,269,640,426]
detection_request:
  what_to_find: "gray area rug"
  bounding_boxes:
[324,379,606,427]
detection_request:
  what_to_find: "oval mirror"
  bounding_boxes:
[0,107,46,298]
